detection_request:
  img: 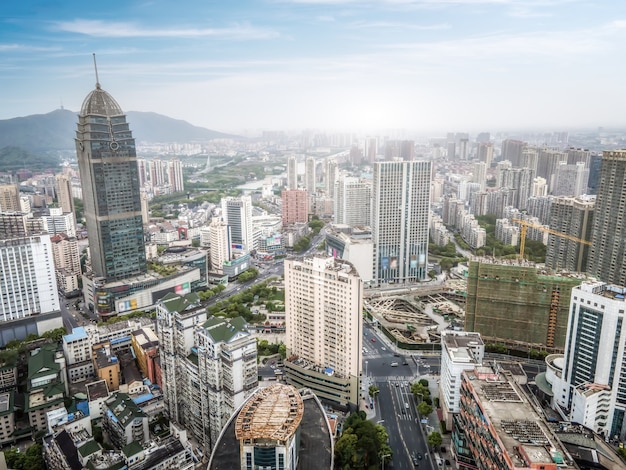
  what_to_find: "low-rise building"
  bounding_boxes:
[131,327,159,384]
[93,342,121,392]
[26,344,67,433]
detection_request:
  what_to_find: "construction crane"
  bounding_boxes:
[511,218,592,260]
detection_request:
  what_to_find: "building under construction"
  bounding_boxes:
[465,260,588,352]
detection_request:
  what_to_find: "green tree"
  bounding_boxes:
[334,411,390,469]
[417,401,433,417]
[428,431,443,449]
[278,343,287,358]
[368,385,380,399]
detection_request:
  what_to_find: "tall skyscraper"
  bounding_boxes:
[167,158,184,193]
[325,158,338,197]
[287,155,298,190]
[284,257,362,407]
[501,139,526,167]
[553,161,588,197]
[372,161,431,284]
[477,142,493,168]
[305,156,316,194]
[221,195,253,251]
[75,77,146,281]
[545,196,594,272]
[588,150,626,285]
[498,167,535,211]
[471,162,487,191]
[334,176,371,227]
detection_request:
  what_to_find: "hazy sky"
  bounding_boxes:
[1,0,625,133]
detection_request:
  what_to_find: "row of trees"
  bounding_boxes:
[334,411,392,469]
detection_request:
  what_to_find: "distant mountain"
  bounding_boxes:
[0,109,237,151]
[0,146,59,171]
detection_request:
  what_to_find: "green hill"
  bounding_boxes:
[0,146,59,172]
[0,109,237,152]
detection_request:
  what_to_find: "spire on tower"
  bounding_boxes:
[93,53,101,89]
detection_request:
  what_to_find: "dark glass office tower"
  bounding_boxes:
[75,80,146,281]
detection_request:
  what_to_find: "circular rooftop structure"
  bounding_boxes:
[80,84,123,116]
[235,384,304,442]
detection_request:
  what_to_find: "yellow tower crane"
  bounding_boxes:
[511,218,592,260]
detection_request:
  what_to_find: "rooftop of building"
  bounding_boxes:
[157,291,202,314]
[235,384,304,442]
[80,83,123,116]
[28,343,60,387]
[209,387,333,470]
[105,392,146,425]
[203,316,250,343]
[442,331,484,350]
[128,437,188,470]
[464,367,574,468]
[90,265,196,288]
[131,327,159,350]
[86,380,110,401]
[63,326,88,343]
[575,281,626,301]
[94,346,119,371]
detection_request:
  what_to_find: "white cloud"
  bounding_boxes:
[52,19,280,40]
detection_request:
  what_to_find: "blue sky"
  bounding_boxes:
[1,0,625,133]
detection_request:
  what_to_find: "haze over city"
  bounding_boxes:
[2,0,626,133]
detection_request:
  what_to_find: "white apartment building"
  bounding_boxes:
[42,207,76,238]
[221,195,253,252]
[372,161,431,284]
[287,155,298,190]
[440,331,484,429]
[0,234,60,323]
[208,217,231,273]
[551,281,626,440]
[305,156,316,194]
[167,158,184,193]
[325,158,338,198]
[284,256,363,406]
[334,176,371,227]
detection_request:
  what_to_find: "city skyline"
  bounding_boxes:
[1,1,626,133]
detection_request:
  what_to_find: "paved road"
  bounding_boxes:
[364,324,436,469]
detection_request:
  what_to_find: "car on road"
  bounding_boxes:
[381,347,386,351]
[371,338,376,342]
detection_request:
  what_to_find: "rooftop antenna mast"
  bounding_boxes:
[93,53,101,89]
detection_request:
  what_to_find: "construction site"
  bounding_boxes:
[465,259,589,353]
[364,286,466,346]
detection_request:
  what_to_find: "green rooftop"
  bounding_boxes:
[122,440,144,458]
[78,439,101,458]
[158,292,202,314]
[203,316,248,343]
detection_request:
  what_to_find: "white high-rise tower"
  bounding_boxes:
[372,161,431,284]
